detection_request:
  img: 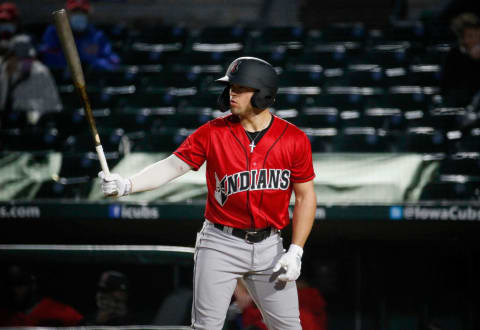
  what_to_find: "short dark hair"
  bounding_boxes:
[451,12,480,39]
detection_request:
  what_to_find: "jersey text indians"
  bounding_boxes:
[215,169,291,206]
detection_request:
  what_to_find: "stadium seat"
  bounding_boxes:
[37,108,111,139]
[376,86,436,110]
[362,107,405,130]
[332,127,392,152]
[250,26,306,54]
[360,42,412,67]
[194,26,250,44]
[273,108,301,126]
[408,65,442,86]
[167,107,213,129]
[300,107,340,128]
[399,127,446,153]
[313,22,366,43]
[344,64,385,87]
[63,128,130,154]
[137,70,203,91]
[415,44,451,65]
[427,107,466,131]
[131,128,192,152]
[1,111,31,129]
[85,66,139,89]
[303,127,337,152]
[303,41,363,67]
[278,69,324,88]
[314,87,382,110]
[59,152,121,178]
[115,91,179,109]
[109,107,176,133]
[420,175,480,201]
[249,49,289,68]
[59,86,127,111]
[34,176,92,200]
[274,93,307,109]
[455,128,480,152]
[439,152,480,176]
[382,21,426,43]
[0,128,64,151]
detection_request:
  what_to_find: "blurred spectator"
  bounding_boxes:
[226,278,327,330]
[39,0,120,71]
[0,265,84,326]
[153,266,192,326]
[0,2,20,60]
[441,12,480,107]
[0,34,62,127]
[82,270,134,326]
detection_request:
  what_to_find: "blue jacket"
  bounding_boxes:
[39,24,120,71]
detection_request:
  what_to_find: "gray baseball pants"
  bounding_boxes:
[191,219,301,330]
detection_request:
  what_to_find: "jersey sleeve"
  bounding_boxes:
[173,122,210,171]
[290,132,315,183]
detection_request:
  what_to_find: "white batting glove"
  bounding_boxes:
[273,244,303,282]
[98,171,132,197]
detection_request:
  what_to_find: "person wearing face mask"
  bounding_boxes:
[441,12,480,107]
[39,0,120,71]
[0,34,62,127]
[0,2,20,60]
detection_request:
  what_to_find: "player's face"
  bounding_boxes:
[462,27,480,52]
[229,84,256,116]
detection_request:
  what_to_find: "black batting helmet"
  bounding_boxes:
[215,56,278,112]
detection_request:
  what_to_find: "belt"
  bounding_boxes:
[214,223,275,243]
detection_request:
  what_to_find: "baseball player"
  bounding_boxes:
[99,56,317,330]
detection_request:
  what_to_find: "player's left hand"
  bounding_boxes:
[273,244,303,282]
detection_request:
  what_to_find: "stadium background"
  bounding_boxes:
[1,0,480,329]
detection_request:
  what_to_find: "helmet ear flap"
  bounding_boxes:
[251,90,275,110]
[217,86,230,112]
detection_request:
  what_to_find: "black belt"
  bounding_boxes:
[214,223,274,243]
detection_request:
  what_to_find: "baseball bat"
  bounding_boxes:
[52,9,117,196]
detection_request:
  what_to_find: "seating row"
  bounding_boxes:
[2,126,479,154]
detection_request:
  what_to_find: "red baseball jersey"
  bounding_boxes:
[174,114,315,230]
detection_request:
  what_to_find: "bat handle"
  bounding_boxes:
[96,145,118,197]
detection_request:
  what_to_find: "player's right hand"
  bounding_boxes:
[98,171,131,197]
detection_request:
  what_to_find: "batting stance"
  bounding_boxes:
[99,57,317,329]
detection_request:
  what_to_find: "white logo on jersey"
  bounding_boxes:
[214,169,291,206]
